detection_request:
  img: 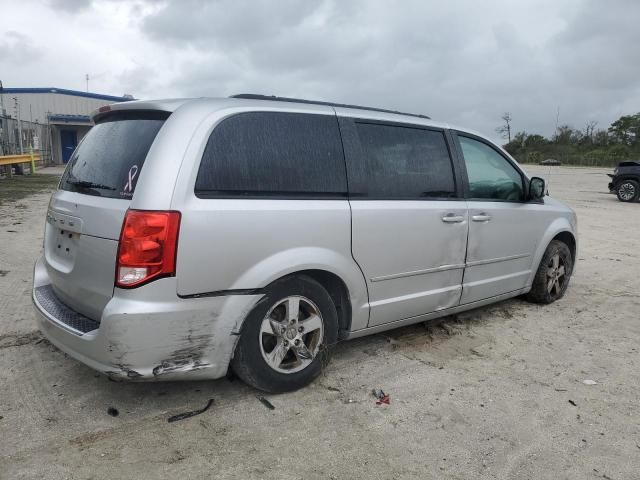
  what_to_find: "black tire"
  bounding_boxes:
[616,179,640,202]
[230,275,338,393]
[526,240,573,304]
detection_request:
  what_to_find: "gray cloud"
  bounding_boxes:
[3,0,638,140]
[48,0,93,13]
[116,64,156,97]
[143,0,320,48]
[552,1,640,91]
[139,1,560,136]
[0,31,42,64]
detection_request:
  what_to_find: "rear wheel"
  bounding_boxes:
[526,240,573,304]
[231,275,338,393]
[616,179,639,202]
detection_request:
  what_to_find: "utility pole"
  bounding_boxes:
[14,97,23,154]
[0,79,4,116]
[86,73,89,92]
[46,111,53,165]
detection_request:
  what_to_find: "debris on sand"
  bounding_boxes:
[583,379,598,385]
[568,400,577,407]
[372,389,390,405]
[256,395,276,410]
[167,399,214,423]
[107,407,119,417]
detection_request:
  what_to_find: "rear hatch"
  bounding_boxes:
[45,110,169,321]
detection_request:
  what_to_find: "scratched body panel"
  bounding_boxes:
[34,259,261,380]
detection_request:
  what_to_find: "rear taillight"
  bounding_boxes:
[116,210,181,288]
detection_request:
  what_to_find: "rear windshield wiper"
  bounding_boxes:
[67,179,117,191]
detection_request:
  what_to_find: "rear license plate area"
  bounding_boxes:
[53,227,78,257]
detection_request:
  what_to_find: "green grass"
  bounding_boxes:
[0,174,60,206]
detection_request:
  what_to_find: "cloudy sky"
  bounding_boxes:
[1,0,638,141]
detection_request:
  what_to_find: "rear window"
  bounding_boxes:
[59,111,168,198]
[195,112,347,197]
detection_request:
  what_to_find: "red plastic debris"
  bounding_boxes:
[372,389,391,405]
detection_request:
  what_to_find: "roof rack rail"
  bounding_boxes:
[230,94,430,120]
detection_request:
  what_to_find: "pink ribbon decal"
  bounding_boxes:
[123,165,138,193]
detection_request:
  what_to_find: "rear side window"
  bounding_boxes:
[195,112,347,197]
[355,123,456,198]
[60,111,168,198]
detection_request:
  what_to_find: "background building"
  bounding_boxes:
[0,86,132,165]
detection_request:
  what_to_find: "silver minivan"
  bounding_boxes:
[33,95,577,392]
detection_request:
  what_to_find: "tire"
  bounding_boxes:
[526,240,573,304]
[616,179,640,202]
[231,275,338,393]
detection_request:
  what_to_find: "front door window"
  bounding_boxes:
[458,136,524,202]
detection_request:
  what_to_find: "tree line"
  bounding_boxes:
[497,112,640,167]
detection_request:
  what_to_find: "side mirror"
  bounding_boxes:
[529,177,545,201]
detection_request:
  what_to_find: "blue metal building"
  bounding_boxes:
[0,87,132,164]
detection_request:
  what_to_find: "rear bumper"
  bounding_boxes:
[32,256,263,381]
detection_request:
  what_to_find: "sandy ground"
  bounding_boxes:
[0,166,639,480]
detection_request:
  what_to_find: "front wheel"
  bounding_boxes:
[231,275,338,393]
[616,179,639,202]
[526,240,573,304]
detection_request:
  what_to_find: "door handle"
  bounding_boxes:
[471,213,491,222]
[441,213,465,223]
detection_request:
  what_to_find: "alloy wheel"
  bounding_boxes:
[546,253,567,297]
[618,182,636,201]
[259,296,324,374]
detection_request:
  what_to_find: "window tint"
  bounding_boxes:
[60,114,167,199]
[195,112,347,197]
[354,123,455,198]
[458,136,524,201]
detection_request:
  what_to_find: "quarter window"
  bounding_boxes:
[195,112,347,197]
[354,123,456,198]
[458,136,524,201]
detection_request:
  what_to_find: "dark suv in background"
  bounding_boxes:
[608,161,640,202]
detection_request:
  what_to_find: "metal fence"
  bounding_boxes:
[0,114,52,168]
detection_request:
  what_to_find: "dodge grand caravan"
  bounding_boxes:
[33,95,578,392]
